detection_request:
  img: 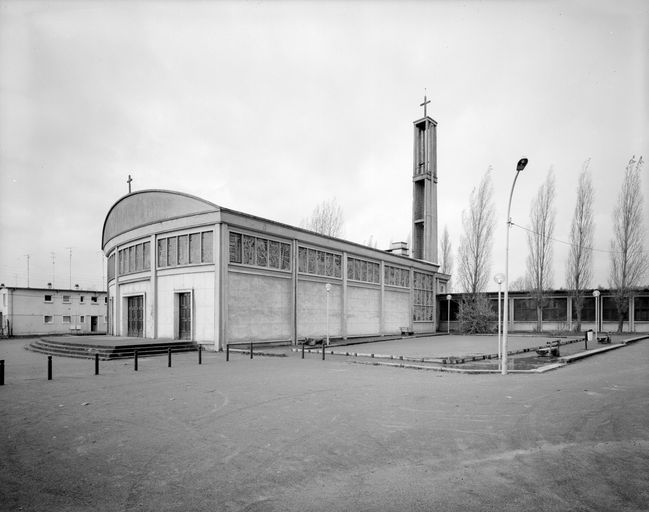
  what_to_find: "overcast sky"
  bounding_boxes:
[1,0,647,292]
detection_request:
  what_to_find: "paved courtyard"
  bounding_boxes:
[1,336,648,511]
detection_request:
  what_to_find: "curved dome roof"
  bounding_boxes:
[102,190,219,249]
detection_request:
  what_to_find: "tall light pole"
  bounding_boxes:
[446,294,452,334]
[593,289,600,343]
[502,157,528,375]
[494,273,504,359]
[325,283,331,346]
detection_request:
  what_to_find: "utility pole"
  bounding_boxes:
[51,252,56,287]
[66,247,73,289]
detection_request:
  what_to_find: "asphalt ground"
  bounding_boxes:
[1,337,648,511]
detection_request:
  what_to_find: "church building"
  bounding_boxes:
[101,107,449,350]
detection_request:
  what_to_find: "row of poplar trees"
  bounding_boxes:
[439,156,647,333]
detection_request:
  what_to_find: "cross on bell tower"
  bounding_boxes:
[127,174,133,194]
[411,94,438,263]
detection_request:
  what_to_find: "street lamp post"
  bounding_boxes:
[446,294,452,334]
[494,273,505,359]
[502,157,528,375]
[325,283,331,346]
[592,290,600,344]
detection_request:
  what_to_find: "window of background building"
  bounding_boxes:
[44,295,52,303]
[63,295,71,304]
[44,316,53,324]
[62,316,71,323]
[635,296,649,322]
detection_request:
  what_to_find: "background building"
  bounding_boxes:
[440,289,649,334]
[0,285,108,337]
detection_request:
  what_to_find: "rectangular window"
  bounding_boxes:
[107,253,115,281]
[243,235,255,265]
[268,240,280,269]
[80,316,85,323]
[62,316,71,324]
[168,237,178,266]
[129,246,135,273]
[80,296,84,303]
[572,296,595,321]
[513,299,536,322]
[44,315,53,324]
[143,242,150,270]
[307,249,317,274]
[348,257,380,284]
[256,238,268,267]
[635,296,649,322]
[298,247,307,273]
[229,232,242,264]
[542,298,567,321]
[189,233,201,264]
[603,296,628,321]
[91,296,98,304]
[201,231,213,263]
[135,244,143,271]
[62,295,71,304]
[178,235,189,265]
[44,295,52,303]
[158,239,168,267]
[413,271,434,321]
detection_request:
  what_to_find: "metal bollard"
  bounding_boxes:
[226,344,229,362]
[250,341,253,359]
[322,341,325,360]
[95,354,99,376]
[1,359,4,385]
[134,350,138,371]
[48,356,52,380]
[168,347,172,368]
[198,344,202,365]
[301,342,305,359]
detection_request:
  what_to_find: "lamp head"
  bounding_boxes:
[517,157,528,171]
[494,273,505,285]
[446,294,452,300]
[592,290,600,297]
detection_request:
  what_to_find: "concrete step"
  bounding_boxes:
[26,338,197,360]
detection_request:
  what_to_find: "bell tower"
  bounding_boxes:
[412,95,438,263]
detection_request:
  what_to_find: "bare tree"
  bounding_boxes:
[439,225,453,289]
[457,168,495,296]
[301,199,344,238]
[526,169,556,332]
[609,155,647,332]
[509,276,528,292]
[566,160,594,332]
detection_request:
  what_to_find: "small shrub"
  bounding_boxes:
[457,295,496,334]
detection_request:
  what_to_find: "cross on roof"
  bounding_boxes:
[420,94,431,118]
[127,174,133,193]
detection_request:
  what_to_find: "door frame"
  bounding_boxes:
[174,289,194,341]
[122,293,146,338]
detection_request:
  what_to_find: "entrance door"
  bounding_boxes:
[178,293,191,340]
[127,296,144,337]
[90,316,98,332]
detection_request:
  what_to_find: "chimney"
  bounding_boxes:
[385,241,409,257]
[74,284,80,290]
[47,283,53,289]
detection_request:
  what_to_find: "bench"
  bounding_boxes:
[597,334,611,344]
[536,340,560,357]
[400,327,414,336]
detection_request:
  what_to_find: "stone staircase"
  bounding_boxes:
[26,337,197,360]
